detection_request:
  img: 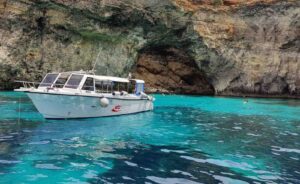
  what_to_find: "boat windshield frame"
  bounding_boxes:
[39,73,60,88]
[63,74,84,89]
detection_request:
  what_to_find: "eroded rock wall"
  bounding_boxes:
[0,0,193,90]
[0,0,299,97]
[0,0,146,89]
[133,48,214,94]
[186,0,300,96]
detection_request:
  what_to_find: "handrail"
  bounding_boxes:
[14,81,66,88]
[14,80,41,84]
[14,80,39,89]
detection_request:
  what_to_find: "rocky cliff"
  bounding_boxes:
[0,0,299,97]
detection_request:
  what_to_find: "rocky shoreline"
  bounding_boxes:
[1,0,299,97]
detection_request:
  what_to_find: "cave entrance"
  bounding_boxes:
[132,47,214,95]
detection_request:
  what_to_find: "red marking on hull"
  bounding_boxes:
[112,105,121,112]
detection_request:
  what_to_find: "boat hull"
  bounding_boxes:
[27,92,153,119]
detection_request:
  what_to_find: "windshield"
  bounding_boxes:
[39,74,59,87]
[64,74,83,89]
[53,74,70,88]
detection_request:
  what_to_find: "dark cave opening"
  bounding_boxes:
[132,47,215,95]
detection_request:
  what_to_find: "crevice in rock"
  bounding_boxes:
[35,8,47,70]
[132,47,215,95]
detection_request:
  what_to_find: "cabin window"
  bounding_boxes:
[104,81,113,92]
[64,74,83,89]
[82,77,95,91]
[39,73,59,87]
[119,83,127,92]
[95,80,102,92]
[112,82,127,92]
[128,81,136,94]
[95,80,113,93]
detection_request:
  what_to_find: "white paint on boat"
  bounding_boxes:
[27,91,153,119]
[15,71,154,119]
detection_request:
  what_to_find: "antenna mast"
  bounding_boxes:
[92,51,102,73]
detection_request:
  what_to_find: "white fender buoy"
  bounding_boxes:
[100,98,109,107]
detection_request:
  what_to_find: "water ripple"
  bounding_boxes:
[0,93,299,183]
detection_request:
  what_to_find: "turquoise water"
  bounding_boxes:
[0,92,299,183]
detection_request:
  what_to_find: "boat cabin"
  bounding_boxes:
[38,72,145,95]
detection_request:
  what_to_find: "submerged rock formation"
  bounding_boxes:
[0,0,299,97]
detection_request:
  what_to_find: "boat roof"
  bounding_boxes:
[44,72,145,84]
[88,75,129,83]
[132,79,145,84]
[85,75,145,83]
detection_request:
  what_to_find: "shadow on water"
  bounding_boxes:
[0,119,41,170]
[89,144,259,184]
[0,92,44,173]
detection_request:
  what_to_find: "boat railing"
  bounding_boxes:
[15,80,40,88]
[15,81,65,89]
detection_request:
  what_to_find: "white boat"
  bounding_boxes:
[15,71,154,119]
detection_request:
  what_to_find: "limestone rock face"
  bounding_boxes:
[133,48,214,94]
[0,0,148,89]
[188,1,300,96]
[0,0,299,97]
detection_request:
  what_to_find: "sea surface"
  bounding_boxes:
[0,92,299,184]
